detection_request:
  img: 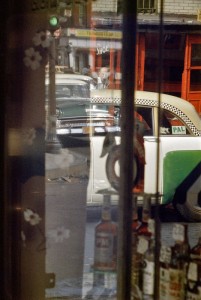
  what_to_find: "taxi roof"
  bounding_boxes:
[91,89,201,133]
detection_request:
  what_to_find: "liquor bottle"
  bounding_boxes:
[186,263,199,300]
[169,223,190,300]
[131,196,153,300]
[186,235,201,299]
[93,195,118,271]
[131,196,142,300]
[137,195,152,255]
[159,245,171,300]
[142,219,155,300]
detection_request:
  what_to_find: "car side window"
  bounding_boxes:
[160,109,190,135]
[134,107,153,136]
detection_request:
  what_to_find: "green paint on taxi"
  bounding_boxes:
[163,150,201,204]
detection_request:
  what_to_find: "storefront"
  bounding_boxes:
[1,0,201,299]
[64,20,201,113]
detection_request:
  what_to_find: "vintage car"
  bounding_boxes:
[56,89,201,221]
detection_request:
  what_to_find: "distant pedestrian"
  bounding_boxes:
[82,65,91,76]
[98,67,110,88]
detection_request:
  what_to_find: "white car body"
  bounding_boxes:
[53,73,97,90]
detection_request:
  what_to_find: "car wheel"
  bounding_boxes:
[105,144,140,191]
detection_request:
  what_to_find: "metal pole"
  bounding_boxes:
[117,0,137,299]
[46,35,62,154]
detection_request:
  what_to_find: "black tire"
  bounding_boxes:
[173,193,201,222]
[105,144,140,191]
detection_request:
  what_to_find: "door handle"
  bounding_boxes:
[144,137,158,142]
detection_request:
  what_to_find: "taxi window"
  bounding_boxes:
[160,109,190,135]
[134,107,153,136]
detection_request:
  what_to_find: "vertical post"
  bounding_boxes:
[117,1,137,300]
[115,50,121,89]
[109,48,115,88]
[46,35,61,154]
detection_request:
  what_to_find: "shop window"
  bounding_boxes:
[137,0,156,13]
[117,0,156,14]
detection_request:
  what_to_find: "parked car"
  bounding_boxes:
[46,78,91,148]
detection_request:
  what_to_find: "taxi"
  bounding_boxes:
[87,90,201,221]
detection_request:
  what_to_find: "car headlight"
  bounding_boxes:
[56,107,61,117]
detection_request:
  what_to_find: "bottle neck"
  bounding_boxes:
[101,206,111,221]
[173,223,189,244]
[141,196,151,223]
[132,196,139,223]
[101,195,111,221]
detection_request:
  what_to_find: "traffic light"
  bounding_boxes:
[48,15,60,33]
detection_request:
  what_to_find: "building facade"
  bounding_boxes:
[60,0,201,113]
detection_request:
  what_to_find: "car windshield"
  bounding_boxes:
[56,84,89,98]
[45,83,90,99]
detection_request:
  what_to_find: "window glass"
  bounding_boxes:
[190,70,201,91]
[191,44,201,66]
[135,107,153,136]
[160,110,190,135]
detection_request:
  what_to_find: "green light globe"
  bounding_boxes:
[49,16,58,27]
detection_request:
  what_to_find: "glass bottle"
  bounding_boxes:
[186,235,201,299]
[131,196,142,300]
[93,195,118,271]
[142,220,155,300]
[190,236,201,262]
[137,195,152,255]
[169,223,190,300]
[159,245,171,300]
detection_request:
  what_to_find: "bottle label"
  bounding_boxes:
[132,252,141,287]
[137,236,149,254]
[143,260,154,295]
[169,268,185,300]
[191,253,201,260]
[94,232,114,265]
[172,223,185,242]
[187,262,198,281]
[160,245,171,264]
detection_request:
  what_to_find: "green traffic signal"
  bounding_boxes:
[49,15,59,27]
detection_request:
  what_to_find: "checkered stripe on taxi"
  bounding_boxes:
[91,96,200,136]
